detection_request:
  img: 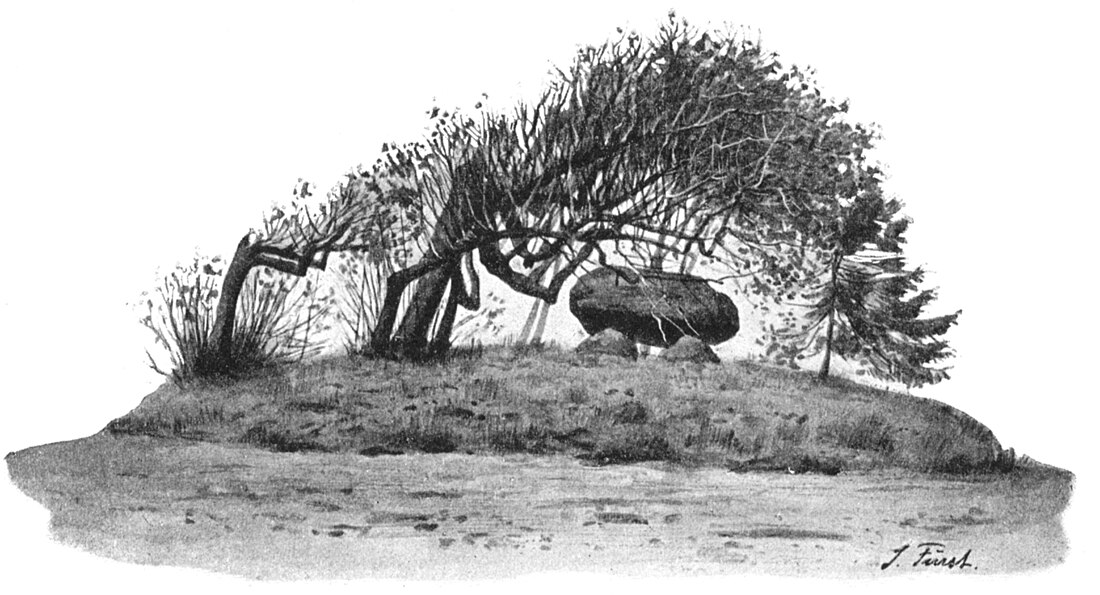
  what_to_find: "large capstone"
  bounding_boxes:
[569,267,739,348]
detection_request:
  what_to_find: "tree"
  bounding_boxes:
[206,177,398,372]
[353,18,890,360]
[774,191,961,386]
[140,251,335,382]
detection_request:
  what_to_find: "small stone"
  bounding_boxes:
[659,336,721,364]
[575,329,638,360]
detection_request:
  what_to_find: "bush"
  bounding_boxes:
[140,255,333,383]
[332,249,403,355]
[139,255,221,382]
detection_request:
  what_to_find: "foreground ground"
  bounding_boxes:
[6,433,1071,579]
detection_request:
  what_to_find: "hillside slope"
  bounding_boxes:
[106,345,1016,474]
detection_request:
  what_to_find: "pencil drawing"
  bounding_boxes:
[4,10,1074,581]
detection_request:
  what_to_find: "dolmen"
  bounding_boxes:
[570,267,738,363]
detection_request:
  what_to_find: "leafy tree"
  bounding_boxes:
[349,17,892,360]
[192,17,912,365]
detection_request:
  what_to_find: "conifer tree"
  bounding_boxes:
[782,192,960,386]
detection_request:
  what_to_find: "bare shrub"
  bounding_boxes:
[140,255,333,383]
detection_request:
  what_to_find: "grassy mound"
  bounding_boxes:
[106,344,1013,474]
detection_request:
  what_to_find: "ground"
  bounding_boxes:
[2,347,1075,579]
[6,435,1070,579]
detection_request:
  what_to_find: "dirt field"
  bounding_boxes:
[5,433,1072,580]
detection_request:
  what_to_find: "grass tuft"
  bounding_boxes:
[240,424,330,453]
[820,413,896,454]
[581,427,681,466]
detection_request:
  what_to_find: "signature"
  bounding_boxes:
[881,542,975,570]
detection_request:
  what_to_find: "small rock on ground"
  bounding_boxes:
[575,329,638,361]
[659,336,721,364]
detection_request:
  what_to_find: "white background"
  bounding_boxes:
[1,1,1096,592]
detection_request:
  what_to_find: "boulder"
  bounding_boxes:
[569,267,739,348]
[659,336,721,364]
[574,329,638,361]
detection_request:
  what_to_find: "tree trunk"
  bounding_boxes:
[368,269,415,354]
[210,235,259,370]
[391,259,459,359]
[818,309,834,381]
[427,267,465,356]
[378,162,493,359]
[518,298,541,343]
[817,254,841,381]
[532,298,551,343]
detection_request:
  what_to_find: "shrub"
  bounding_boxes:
[140,255,334,383]
[332,249,408,355]
[139,255,222,383]
[235,267,334,365]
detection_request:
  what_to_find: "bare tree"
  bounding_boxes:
[207,177,397,371]
[313,18,892,361]
[184,16,942,378]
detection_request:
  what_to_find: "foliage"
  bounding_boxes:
[822,254,959,386]
[141,254,334,383]
[330,201,418,354]
[201,172,416,369]
[151,16,957,369]
[759,191,961,386]
[451,291,508,346]
[332,16,902,359]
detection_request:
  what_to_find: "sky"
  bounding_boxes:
[1,1,1097,592]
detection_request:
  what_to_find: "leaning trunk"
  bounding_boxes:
[380,162,495,359]
[518,259,560,345]
[368,269,416,355]
[210,235,258,370]
[391,260,459,358]
[426,267,466,356]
